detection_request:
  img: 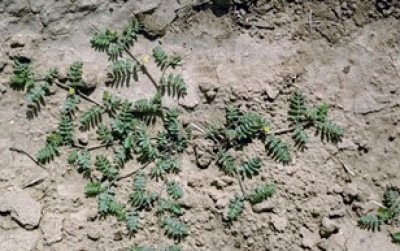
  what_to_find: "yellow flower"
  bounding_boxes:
[263,126,271,133]
[69,87,75,95]
[140,55,150,64]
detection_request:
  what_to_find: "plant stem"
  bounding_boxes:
[53,81,105,109]
[9,147,46,169]
[124,48,159,89]
[115,163,150,182]
[234,169,246,196]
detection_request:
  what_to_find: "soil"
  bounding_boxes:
[1,0,400,251]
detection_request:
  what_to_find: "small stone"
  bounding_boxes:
[338,138,357,151]
[300,227,319,249]
[194,139,213,169]
[0,190,42,229]
[264,85,279,100]
[187,177,203,188]
[87,228,101,241]
[113,231,123,241]
[329,208,346,218]
[319,217,339,238]
[0,229,40,251]
[252,200,275,213]
[41,213,63,244]
[210,178,227,189]
[270,215,288,233]
[342,183,358,204]
[78,132,89,145]
[9,34,26,48]
[215,197,229,209]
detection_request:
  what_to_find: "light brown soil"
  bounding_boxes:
[0,1,399,251]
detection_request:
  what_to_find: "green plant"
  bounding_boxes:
[358,187,400,243]
[205,90,344,222]
[10,17,190,250]
[8,15,346,250]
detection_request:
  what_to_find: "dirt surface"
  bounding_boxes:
[1,0,400,251]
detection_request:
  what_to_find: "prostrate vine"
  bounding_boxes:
[204,90,344,222]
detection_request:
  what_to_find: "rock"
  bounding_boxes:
[87,228,101,241]
[300,227,319,249]
[338,138,357,151]
[81,66,104,90]
[140,14,168,38]
[0,229,40,251]
[140,0,180,38]
[0,57,7,72]
[270,215,288,233]
[74,0,100,11]
[264,85,279,100]
[329,208,346,218]
[215,197,229,209]
[187,176,203,188]
[342,183,358,204]
[194,139,213,169]
[1,0,30,16]
[9,34,27,48]
[252,200,275,213]
[132,0,161,13]
[77,131,89,145]
[319,217,339,238]
[113,230,123,241]
[0,190,42,229]
[199,82,219,103]
[210,178,227,189]
[41,213,63,244]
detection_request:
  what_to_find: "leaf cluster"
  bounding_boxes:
[358,187,400,244]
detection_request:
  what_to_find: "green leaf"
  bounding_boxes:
[102,91,121,115]
[217,151,236,177]
[44,67,59,83]
[239,156,262,179]
[293,126,309,151]
[67,61,83,87]
[77,150,91,178]
[95,155,119,181]
[63,93,80,115]
[25,83,49,118]
[96,124,114,145]
[58,113,74,145]
[392,232,400,244]
[226,194,245,221]
[288,90,306,124]
[152,47,182,70]
[161,217,189,240]
[358,215,382,232]
[120,17,141,49]
[156,199,183,217]
[85,181,105,197]
[315,120,344,143]
[9,59,35,91]
[247,183,276,205]
[79,106,102,131]
[108,59,139,87]
[126,210,140,234]
[167,181,184,200]
[160,73,187,99]
[383,187,398,209]
[36,143,60,164]
[265,134,291,164]
[67,150,79,165]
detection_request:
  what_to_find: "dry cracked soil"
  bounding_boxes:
[0,0,400,251]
